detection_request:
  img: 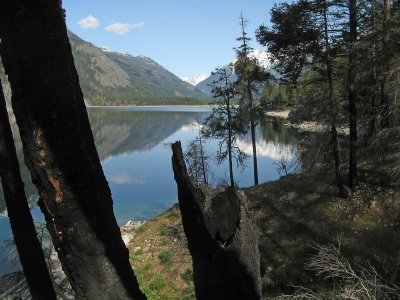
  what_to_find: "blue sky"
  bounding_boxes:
[63,0,284,78]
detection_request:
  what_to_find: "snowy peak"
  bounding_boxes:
[180,74,209,86]
[194,49,273,96]
[249,49,271,70]
[100,46,133,57]
[234,49,271,69]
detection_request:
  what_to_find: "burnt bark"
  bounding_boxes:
[171,141,261,300]
[0,1,145,299]
[0,79,56,299]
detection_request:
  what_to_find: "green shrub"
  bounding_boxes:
[149,276,165,291]
[180,268,193,282]
[158,250,172,264]
[136,223,148,233]
[135,248,144,255]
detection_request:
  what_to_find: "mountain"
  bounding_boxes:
[68,31,207,105]
[195,49,273,97]
[180,74,209,86]
[195,65,238,97]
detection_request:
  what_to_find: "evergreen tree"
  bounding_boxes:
[184,124,210,187]
[256,0,348,196]
[235,14,269,186]
[203,64,246,188]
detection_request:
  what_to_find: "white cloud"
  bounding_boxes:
[78,15,100,29]
[109,172,145,185]
[105,22,144,35]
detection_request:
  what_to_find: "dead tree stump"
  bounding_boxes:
[171,141,261,300]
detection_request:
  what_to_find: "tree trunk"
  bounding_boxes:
[0,1,145,299]
[250,118,259,185]
[0,79,56,300]
[171,141,261,300]
[380,0,391,129]
[198,128,208,185]
[249,86,259,186]
[322,0,347,197]
[348,0,359,189]
[368,0,378,137]
[331,122,348,198]
[227,97,235,188]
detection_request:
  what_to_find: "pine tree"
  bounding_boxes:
[203,64,246,188]
[235,14,269,186]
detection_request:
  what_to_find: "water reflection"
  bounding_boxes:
[88,107,209,160]
[0,107,300,275]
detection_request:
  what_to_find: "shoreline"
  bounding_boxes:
[265,110,291,119]
[87,104,214,109]
[265,109,349,134]
[86,105,349,134]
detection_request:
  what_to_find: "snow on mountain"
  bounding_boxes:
[100,46,133,57]
[249,49,271,69]
[195,49,273,96]
[180,74,209,86]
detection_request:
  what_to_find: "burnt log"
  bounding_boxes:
[171,141,261,300]
[0,79,56,299]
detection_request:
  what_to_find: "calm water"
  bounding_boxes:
[0,106,299,274]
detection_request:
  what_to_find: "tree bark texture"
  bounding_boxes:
[348,0,359,189]
[171,141,261,300]
[0,79,56,300]
[0,1,145,299]
[380,0,391,129]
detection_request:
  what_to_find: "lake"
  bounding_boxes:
[0,106,300,274]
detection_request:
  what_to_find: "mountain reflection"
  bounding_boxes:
[88,108,209,160]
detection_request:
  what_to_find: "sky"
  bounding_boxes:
[63,0,284,78]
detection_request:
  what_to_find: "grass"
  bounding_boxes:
[158,250,172,264]
[124,205,194,299]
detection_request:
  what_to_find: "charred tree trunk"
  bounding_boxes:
[0,1,145,299]
[171,141,261,300]
[0,79,56,300]
[348,0,359,189]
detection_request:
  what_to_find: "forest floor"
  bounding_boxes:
[123,164,400,299]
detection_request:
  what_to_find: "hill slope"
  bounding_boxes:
[68,31,206,105]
